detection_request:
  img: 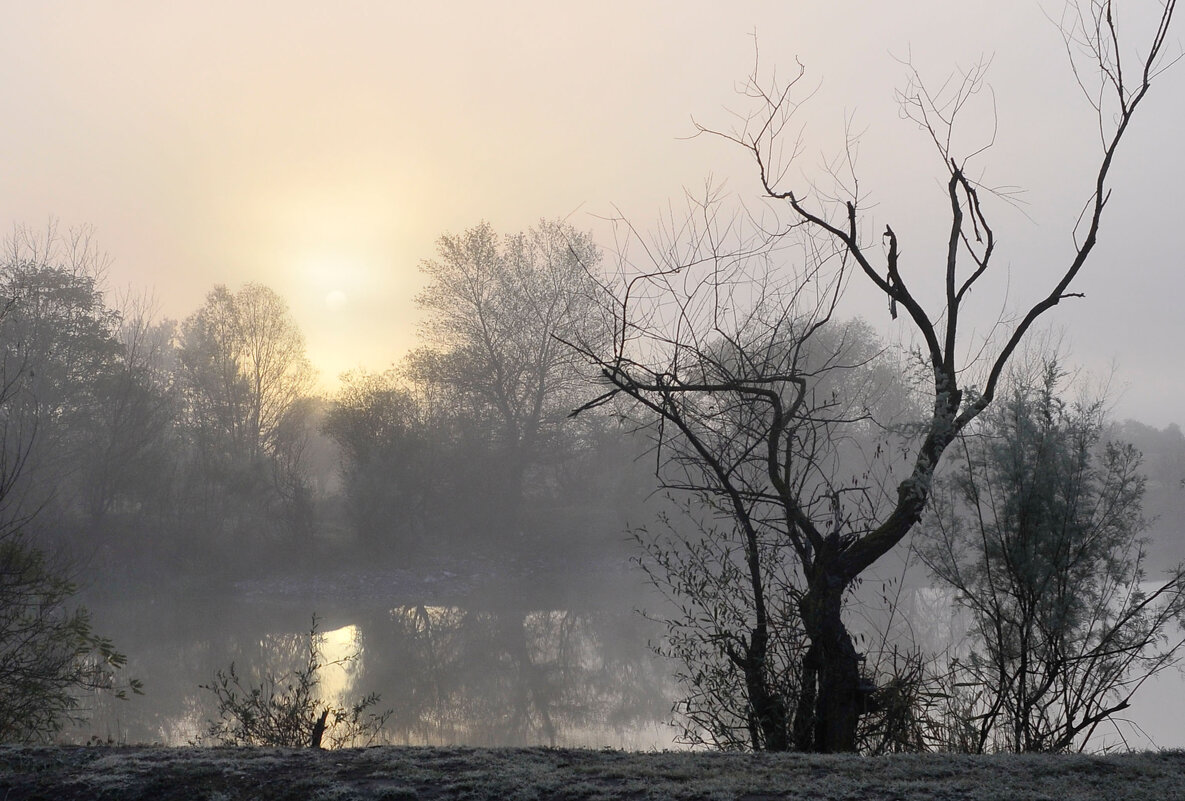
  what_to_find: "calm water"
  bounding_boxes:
[74,565,677,748]
[71,573,1185,750]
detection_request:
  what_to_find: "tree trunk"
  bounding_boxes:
[309,709,329,748]
[738,625,789,751]
[795,570,862,752]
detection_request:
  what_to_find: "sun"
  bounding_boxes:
[325,289,348,312]
[295,252,365,313]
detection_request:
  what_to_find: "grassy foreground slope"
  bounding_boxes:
[2,746,1184,800]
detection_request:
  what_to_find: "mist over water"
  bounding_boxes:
[72,554,677,749]
[69,557,1185,751]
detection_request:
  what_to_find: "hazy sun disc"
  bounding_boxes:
[325,289,348,312]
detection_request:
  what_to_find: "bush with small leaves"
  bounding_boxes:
[200,616,391,748]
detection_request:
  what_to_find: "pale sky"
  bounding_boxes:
[0,2,1181,425]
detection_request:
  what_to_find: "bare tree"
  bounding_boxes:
[179,283,314,465]
[574,1,1178,751]
[613,304,911,752]
[409,219,606,544]
[175,283,318,561]
[83,291,179,529]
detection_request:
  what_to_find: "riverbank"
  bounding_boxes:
[3,745,1183,800]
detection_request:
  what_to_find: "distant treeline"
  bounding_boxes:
[0,222,655,594]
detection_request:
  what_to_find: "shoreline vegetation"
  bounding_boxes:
[2,746,1184,800]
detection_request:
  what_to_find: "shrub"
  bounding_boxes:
[200,616,390,748]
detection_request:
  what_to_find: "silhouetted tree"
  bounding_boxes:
[0,281,139,742]
[82,294,179,533]
[179,283,314,465]
[325,369,439,554]
[0,226,181,580]
[0,227,122,522]
[176,283,317,561]
[621,317,913,751]
[408,219,606,548]
[574,0,1179,751]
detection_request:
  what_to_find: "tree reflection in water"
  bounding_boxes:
[70,595,673,749]
[354,604,671,747]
